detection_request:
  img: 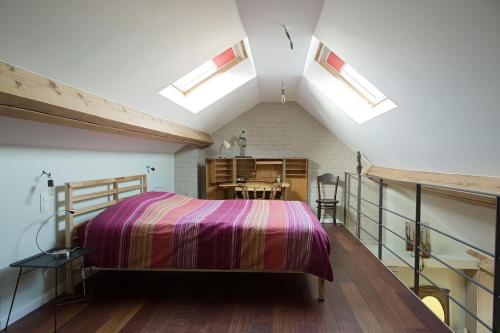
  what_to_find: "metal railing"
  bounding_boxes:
[342,157,499,332]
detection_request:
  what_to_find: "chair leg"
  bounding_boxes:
[333,204,337,226]
[317,205,321,221]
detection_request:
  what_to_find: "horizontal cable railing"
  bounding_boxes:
[342,157,499,333]
[351,204,494,295]
[347,175,495,257]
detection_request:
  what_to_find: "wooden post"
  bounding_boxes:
[142,175,148,193]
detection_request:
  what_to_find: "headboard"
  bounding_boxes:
[64,174,147,249]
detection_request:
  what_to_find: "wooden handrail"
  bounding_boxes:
[364,166,500,207]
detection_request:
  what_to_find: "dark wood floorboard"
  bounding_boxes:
[6,225,451,333]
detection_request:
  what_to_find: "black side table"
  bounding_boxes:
[4,248,93,332]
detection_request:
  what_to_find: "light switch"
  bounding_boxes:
[40,192,49,212]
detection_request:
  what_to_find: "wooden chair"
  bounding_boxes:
[316,173,340,225]
[240,184,282,200]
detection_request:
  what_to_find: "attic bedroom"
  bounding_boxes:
[0,0,498,332]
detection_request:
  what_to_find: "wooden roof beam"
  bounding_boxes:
[0,61,213,147]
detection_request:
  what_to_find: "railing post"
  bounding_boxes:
[493,196,500,333]
[344,172,348,225]
[356,152,362,239]
[413,184,422,296]
[378,179,383,260]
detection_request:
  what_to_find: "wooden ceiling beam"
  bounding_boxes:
[0,61,213,147]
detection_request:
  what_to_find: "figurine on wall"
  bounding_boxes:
[237,130,252,158]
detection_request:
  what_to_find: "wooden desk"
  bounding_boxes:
[205,158,308,201]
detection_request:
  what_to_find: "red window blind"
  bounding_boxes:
[326,51,345,72]
[213,48,236,68]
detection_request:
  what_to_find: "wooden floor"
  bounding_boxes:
[7,225,450,333]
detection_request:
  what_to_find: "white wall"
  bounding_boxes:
[477,273,493,333]
[398,267,467,332]
[174,102,358,220]
[0,117,175,326]
[298,0,500,176]
[174,146,206,198]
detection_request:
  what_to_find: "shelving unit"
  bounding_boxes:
[236,159,256,181]
[212,159,234,183]
[285,159,308,176]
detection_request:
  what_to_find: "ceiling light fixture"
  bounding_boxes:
[282,25,293,50]
[281,80,286,104]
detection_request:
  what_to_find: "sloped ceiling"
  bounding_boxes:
[0,0,257,134]
[0,0,324,134]
[1,0,499,176]
[297,0,500,176]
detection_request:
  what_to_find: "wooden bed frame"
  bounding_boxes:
[64,175,326,300]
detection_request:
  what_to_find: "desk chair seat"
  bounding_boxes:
[316,173,340,225]
[316,199,339,204]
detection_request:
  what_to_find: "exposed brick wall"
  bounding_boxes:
[174,102,358,222]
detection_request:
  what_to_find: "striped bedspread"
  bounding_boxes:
[80,192,333,281]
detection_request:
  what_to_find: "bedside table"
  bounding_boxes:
[5,248,93,332]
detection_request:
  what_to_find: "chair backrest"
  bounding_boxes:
[317,173,340,201]
[240,184,282,200]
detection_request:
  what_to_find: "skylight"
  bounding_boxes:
[303,37,396,124]
[172,43,246,95]
[159,39,256,113]
[316,43,389,107]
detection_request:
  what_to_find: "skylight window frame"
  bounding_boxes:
[315,43,388,107]
[171,41,248,96]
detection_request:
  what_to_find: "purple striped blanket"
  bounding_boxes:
[79,192,333,281]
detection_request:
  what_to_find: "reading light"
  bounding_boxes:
[218,140,232,158]
[281,80,286,104]
[36,209,76,258]
[41,170,55,196]
[146,165,156,173]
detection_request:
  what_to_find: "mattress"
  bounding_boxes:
[79,192,333,281]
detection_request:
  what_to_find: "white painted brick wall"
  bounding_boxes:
[175,102,358,221]
[174,146,205,198]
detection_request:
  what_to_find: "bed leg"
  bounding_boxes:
[318,278,325,301]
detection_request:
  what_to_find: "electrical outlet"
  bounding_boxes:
[40,192,49,212]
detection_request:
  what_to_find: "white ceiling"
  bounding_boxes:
[236,0,324,102]
[1,0,500,175]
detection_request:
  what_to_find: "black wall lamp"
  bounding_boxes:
[41,170,55,195]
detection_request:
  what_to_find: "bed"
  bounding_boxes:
[64,175,333,300]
